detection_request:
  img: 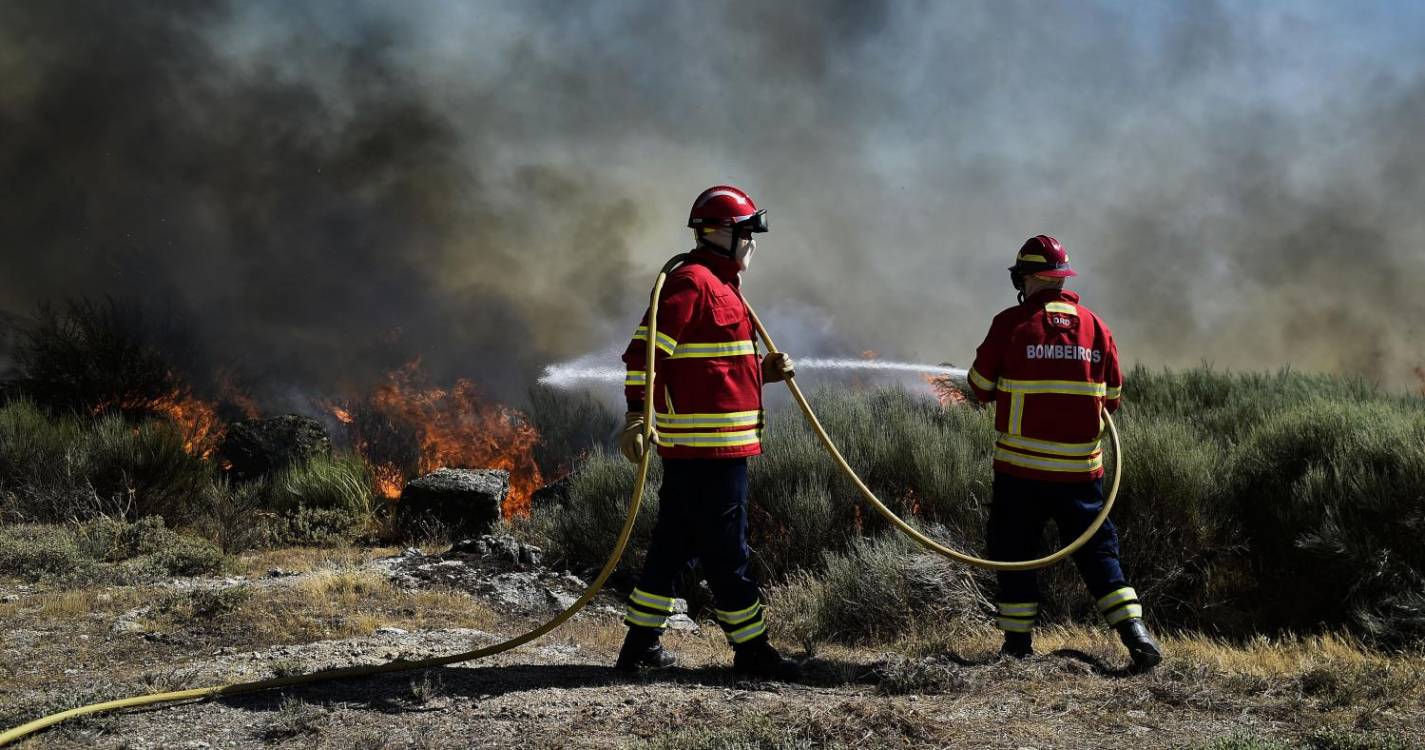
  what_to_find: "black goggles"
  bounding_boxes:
[735,209,768,233]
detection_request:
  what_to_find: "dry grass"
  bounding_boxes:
[140,570,499,645]
[230,545,406,577]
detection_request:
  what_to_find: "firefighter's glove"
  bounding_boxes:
[762,352,795,384]
[619,412,655,464]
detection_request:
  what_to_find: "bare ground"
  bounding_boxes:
[2,548,1422,750]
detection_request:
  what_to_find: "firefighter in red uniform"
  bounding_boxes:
[613,185,801,679]
[967,235,1162,672]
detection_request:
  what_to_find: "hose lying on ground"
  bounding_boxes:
[0,252,1120,745]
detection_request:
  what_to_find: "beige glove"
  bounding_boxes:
[619,411,654,464]
[762,352,795,383]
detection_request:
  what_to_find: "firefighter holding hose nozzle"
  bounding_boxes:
[966,235,1162,672]
[614,185,801,680]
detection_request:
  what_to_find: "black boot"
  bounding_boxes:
[732,635,802,681]
[1116,619,1162,673]
[1000,631,1034,659]
[614,627,676,673]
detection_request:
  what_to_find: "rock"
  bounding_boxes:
[397,468,508,539]
[219,415,331,481]
[375,627,409,636]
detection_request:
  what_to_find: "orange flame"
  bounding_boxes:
[97,385,227,458]
[923,373,968,407]
[331,362,544,517]
[150,391,225,458]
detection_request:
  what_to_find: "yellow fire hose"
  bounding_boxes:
[0,252,1120,745]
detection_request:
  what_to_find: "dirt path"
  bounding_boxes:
[4,543,1422,749]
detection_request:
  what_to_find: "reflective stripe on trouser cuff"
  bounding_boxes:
[1096,587,1138,613]
[1104,603,1143,625]
[624,609,669,629]
[655,410,761,430]
[969,367,996,392]
[624,371,647,386]
[716,601,762,627]
[669,340,756,358]
[656,429,761,448]
[633,327,677,355]
[997,433,1101,457]
[629,588,675,613]
[995,446,1103,473]
[996,617,1034,633]
[997,602,1039,617]
[726,619,767,644]
[997,378,1108,396]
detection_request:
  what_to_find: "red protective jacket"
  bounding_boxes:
[622,248,764,459]
[967,289,1121,482]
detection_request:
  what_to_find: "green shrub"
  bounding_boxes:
[185,455,377,552]
[259,454,375,517]
[0,400,213,524]
[514,447,659,580]
[0,518,224,583]
[771,532,986,647]
[1229,400,1425,644]
[0,524,89,580]
[527,385,620,477]
[81,415,211,523]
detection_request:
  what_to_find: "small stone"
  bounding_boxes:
[1,594,18,603]
[376,627,409,636]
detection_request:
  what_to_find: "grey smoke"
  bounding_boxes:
[1,1,1422,406]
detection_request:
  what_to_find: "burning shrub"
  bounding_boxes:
[328,363,544,517]
[7,298,194,419]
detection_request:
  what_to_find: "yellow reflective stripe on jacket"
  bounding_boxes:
[668,340,757,359]
[633,326,677,356]
[624,370,647,386]
[997,433,1102,458]
[655,410,761,430]
[1044,301,1078,315]
[1105,385,1122,399]
[656,429,761,448]
[995,446,1104,473]
[1008,392,1025,435]
[969,367,996,392]
[997,378,1108,397]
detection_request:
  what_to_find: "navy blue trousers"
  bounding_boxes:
[627,458,766,643]
[986,471,1128,604]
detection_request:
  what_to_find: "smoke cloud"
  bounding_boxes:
[2,0,1422,404]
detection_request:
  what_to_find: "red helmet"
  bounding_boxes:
[1009,234,1076,284]
[687,185,768,232]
